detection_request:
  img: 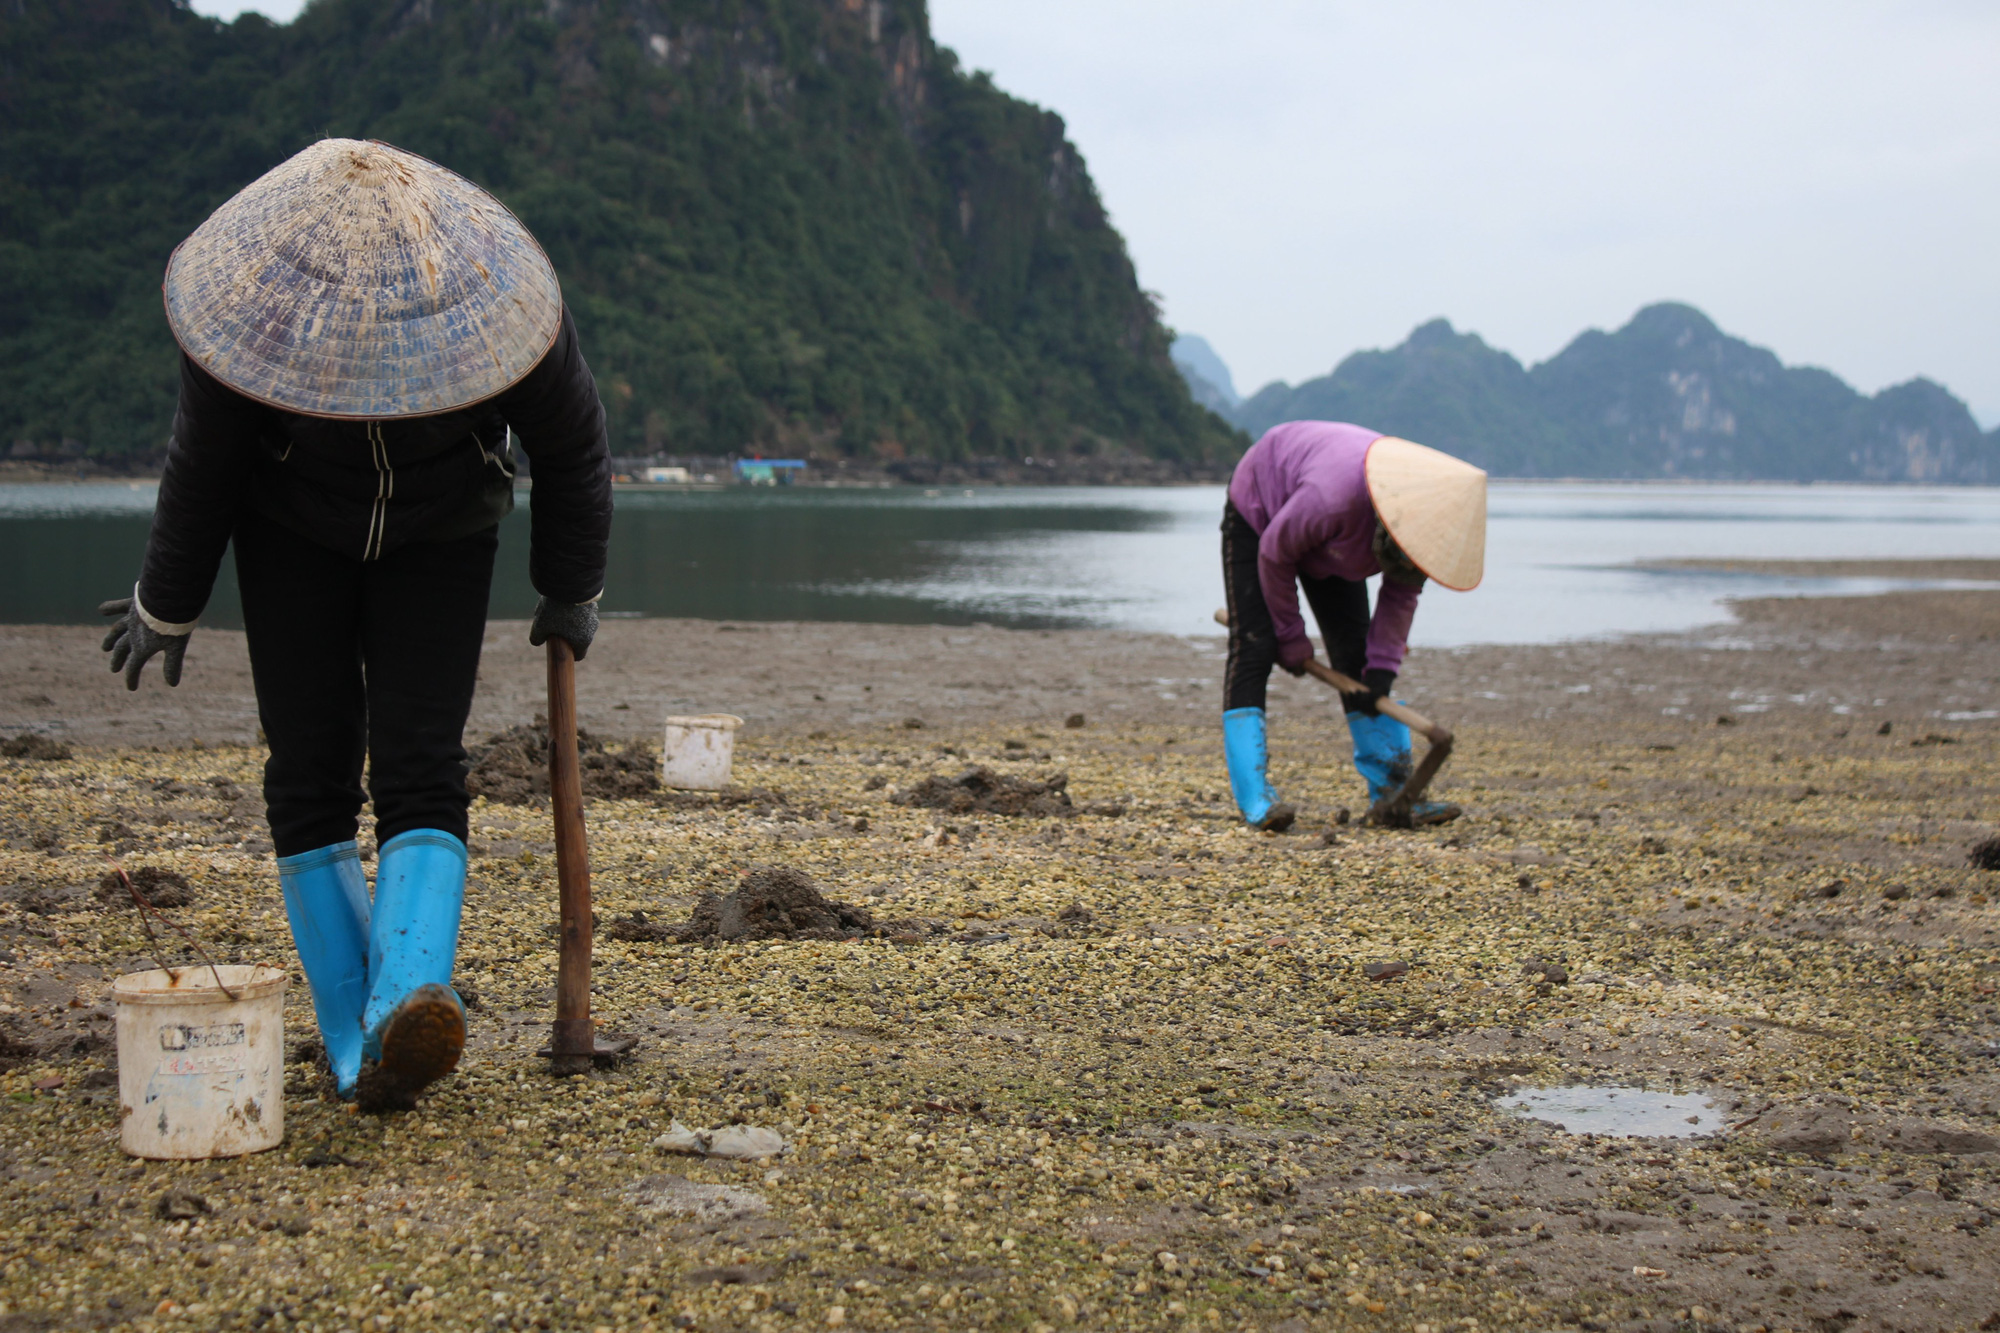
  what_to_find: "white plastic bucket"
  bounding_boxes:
[662,713,744,790]
[114,964,286,1159]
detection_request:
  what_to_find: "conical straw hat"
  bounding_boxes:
[162,139,562,419]
[1364,436,1487,591]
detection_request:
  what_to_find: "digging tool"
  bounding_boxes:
[1212,607,1455,826]
[536,637,637,1074]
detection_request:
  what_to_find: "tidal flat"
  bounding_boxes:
[1,595,1998,1333]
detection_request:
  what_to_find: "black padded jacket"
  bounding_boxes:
[136,305,612,626]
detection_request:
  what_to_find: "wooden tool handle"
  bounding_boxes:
[1301,660,1450,745]
[546,637,594,1055]
[1215,606,1449,744]
[1298,658,1365,696]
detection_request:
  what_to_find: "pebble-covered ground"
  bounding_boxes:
[3,620,1999,1333]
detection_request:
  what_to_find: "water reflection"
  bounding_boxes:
[1495,1085,1727,1138]
[0,486,1176,630]
[588,489,1168,627]
[3,481,1997,639]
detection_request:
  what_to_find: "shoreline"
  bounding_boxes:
[1654,556,2000,581]
[11,460,2000,491]
[6,581,1998,751]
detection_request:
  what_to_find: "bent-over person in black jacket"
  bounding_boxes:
[103,139,612,1111]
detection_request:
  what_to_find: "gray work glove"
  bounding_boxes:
[99,596,190,690]
[529,596,599,661]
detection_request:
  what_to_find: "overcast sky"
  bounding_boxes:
[192,0,2000,422]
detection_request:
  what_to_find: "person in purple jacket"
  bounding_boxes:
[1222,422,1487,829]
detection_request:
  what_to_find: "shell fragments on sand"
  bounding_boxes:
[6,602,2000,1332]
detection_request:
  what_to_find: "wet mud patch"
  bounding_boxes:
[1745,1103,2000,1156]
[1434,1133,2000,1333]
[0,1027,43,1072]
[651,784,793,814]
[0,734,71,761]
[464,715,661,803]
[0,945,112,1069]
[4,878,91,916]
[894,765,1116,817]
[605,910,676,942]
[624,1174,768,1221]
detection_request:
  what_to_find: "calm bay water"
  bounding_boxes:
[3,481,1997,645]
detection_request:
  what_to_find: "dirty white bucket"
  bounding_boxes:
[114,965,285,1159]
[662,713,744,790]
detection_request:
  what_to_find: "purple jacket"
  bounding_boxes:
[1226,420,1420,676]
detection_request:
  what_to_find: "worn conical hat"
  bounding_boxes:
[162,139,562,419]
[1364,436,1487,591]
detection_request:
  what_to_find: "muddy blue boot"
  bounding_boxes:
[357,829,467,1112]
[1222,707,1296,831]
[1347,711,1459,825]
[276,840,372,1099]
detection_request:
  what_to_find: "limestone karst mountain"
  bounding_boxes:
[1170,334,1240,415]
[1,0,1235,465]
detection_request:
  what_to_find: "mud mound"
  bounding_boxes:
[676,866,878,943]
[606,911,675,943]
[465,716,660,805]
[1,734,71,761]
[1970,836,2000,871]
[95,866,194,909]
[893,766,1074,817]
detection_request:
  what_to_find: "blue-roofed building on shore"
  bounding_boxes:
[734,458,807,486]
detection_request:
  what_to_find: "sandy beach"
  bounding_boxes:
[1,578,1996,1333]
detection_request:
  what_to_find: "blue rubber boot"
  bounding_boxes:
[1222,707,1296,831]
[357,829,468,1112]
[1347,711,1460,825]
[277,841,372,1098]
[1347,711,1414,804]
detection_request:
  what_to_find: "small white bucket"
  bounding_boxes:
[662,713,744,790]
[114,964,286,1159]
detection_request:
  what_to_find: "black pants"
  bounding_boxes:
[234,511,498,858]
[1222,502,1370,712]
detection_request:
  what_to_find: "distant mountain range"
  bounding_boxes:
[1183,304,1998,483]
[1171,335,1240,414]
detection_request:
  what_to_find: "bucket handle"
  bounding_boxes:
[110,864,239,1000]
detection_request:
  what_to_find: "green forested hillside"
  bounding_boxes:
[0,0,1237,463]
[1232,304,1998,482]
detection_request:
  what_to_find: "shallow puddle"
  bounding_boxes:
[1495,1084,1727,1138]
